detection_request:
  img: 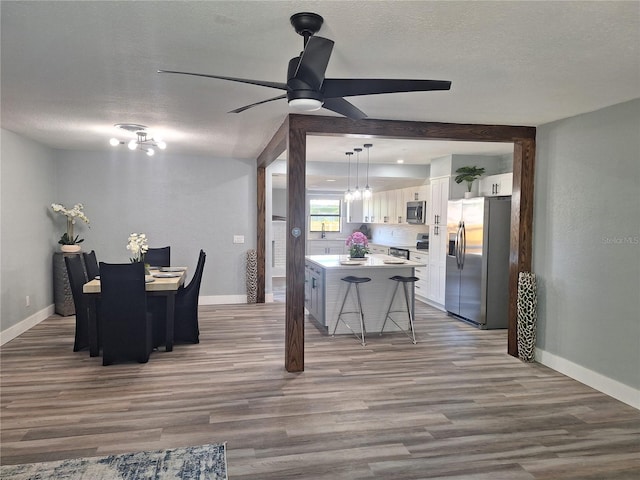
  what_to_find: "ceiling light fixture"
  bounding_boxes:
[353,147,362,200]
[288,98,323,112]
[363,143,373,199]
[109,123,167,157]
[344,151,353,202]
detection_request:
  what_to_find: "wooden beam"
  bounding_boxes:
[256,114,536,371]
[255,117,288,305]
[285,124,306,372]
[256,166,266,303]
[257,117,288,168]
[289,114,536,142]
[508,139,536,356]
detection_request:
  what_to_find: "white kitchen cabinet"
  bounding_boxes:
[362,196,372,223]
[368,243,388,255]
[395,190,406,224]
[410,250,429,301]
[346,199,364,224]
[305,263,325,323]
[371,191,383,223]
[427,176,449,307]
[479,172,513,197]
[384,190,397,223]
[405,185,429,202]
[307,240,345,255]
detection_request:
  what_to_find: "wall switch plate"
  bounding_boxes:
[25,295,30,307]
[233,235,245,244]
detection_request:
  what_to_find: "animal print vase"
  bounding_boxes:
[517,271,537,362]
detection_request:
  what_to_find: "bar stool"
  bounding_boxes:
[333,275,371,346]
[380,275,418,344]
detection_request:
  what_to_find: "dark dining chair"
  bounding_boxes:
[145,246,171,267]
[83,250,100,279]
[98,261,153,366]
[174,250,206,344]
[151,250,206,346]
[64,255,90,352]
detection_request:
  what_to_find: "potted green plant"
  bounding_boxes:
[454,166,485,198]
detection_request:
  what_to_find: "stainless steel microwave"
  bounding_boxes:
[406,201,426,224]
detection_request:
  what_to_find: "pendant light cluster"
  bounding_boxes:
[344,143,373,202]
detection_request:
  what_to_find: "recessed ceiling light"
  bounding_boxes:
[326,179,336,182]
[397,159,404,164]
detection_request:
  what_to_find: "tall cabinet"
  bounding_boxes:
[427,176,449,307]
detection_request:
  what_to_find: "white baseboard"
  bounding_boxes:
[1,304,55,346]
[536,348,639,410]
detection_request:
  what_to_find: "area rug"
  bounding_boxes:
[0,443,227,480]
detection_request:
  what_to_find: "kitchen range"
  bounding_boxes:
[386,233,429,261]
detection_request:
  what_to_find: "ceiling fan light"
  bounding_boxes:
[128,140,137,150]
[157,140,167,150]
[146,148,155,156]
[289,98,322,112]
[109,138,120,147]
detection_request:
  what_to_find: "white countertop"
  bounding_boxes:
[306,253,426,269]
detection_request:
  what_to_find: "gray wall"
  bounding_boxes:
[534,99,640,389]
[1,130,257,333]
[54,149,257,298]
[1,130,57,330]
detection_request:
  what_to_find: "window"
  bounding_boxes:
[309,198,341,232]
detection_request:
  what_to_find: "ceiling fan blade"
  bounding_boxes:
[229,94,287,113]
[322,97,367,120]
[293,36,334,90]
[322,78,452,98]
[158,70,287,91]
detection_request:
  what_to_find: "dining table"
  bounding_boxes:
[82,268,187,357]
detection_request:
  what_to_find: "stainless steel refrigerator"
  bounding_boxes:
[445,196,511,329]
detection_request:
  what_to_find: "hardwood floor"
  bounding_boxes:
[2,299,639,479]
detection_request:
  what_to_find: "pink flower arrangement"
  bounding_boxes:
[345,231,369,247]
[346,231,369,258]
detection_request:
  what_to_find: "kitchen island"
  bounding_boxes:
[305,254,427,337]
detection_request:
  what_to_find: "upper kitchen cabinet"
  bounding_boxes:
[479,172,513,197]
[431,154,513,200]
[346,199,364,224]
[405,185,429,203]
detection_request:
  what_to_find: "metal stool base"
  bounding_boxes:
[380,277,417,344]
[333,277,370,347]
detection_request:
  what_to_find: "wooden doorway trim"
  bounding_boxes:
[256,114,536,372]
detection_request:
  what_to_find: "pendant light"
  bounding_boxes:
[363,143,373,199]
[353,147,362,200]
[344,151,353,202]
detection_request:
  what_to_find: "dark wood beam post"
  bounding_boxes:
[256,119,288,304]
[285,122,307,372]
[256,166,266,303]
[508,138,536,356]
[257,114,535,370]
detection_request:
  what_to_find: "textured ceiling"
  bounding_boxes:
[2,1,638,165]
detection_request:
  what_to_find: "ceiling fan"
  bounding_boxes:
[158,12,451,120]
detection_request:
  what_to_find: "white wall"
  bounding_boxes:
[534,99,640,404]
[1,130,57,331]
